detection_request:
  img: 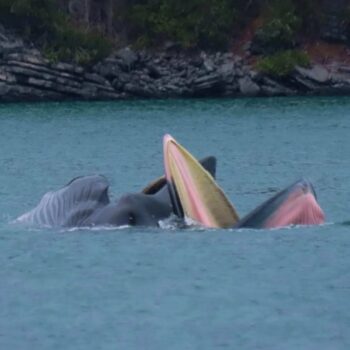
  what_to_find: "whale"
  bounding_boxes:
[16,134,325,230]
[15,156,217,228]
[163,134,325,229]
[235,179,325,229]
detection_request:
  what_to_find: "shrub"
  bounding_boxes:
[252,0,301,54]
[256,50,310,76]
[0,0,112,65]
[293,0,323,36]
[129,0,238,50]
[44,22,112,65]
[0,0,59,38]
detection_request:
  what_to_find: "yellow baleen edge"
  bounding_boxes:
[163,134,239,228]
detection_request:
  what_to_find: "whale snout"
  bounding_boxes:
[294,178,317,197]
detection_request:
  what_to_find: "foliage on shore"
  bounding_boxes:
[256,50,310,76]
[129,0,246,50]
[0,0,349,74]
[0,0,112,65]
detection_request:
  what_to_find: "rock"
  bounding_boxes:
[5,84,65,101]
[193,73,222,85]
[6,60,82,81]
[146,64,162,79]
[27,77,57,90]
[295,65,330,84]
[330,72,350,84]
[331,82,350,95]
[242,41,252,55]
[0,40,24,56]
[260,77,295,96]
[111,78,123,91]
[0,26,25,56]
[221,52,234,61]
[219,62,235,77]
[83,80,115,93]
[238,76,260,96]
[116,47,138,71]
[84,72,110,86]
[51,62,84,75]
[111,71,130,90]
[190,56,204,68]
[338,66,350,74]
[0,69,16,84]
[163,41,181,52]
[1,27,350,102]
[200,52,215,72]
[192,73,224,96]
[5,65,79,87]
[81,81,119,97]
[0,81,9,96]
[124,82,154,98]
[6,52,48,65]
[235,67,244,78]
[249,70,260,81]
[93,59,121,79]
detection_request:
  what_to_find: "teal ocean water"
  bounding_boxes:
[0,97,350,349]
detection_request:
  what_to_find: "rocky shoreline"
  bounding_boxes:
[1,29,350,102]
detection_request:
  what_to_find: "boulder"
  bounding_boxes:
[124,82,156,98]
[146,64,162,79]
[219,61,235,77]
[0,39,24,56]
[0,69,16,84]
[0,25,25,56]
[93,59,122,79]
[84,72,110,86]
[260,77,295,96]
[200,52,215,72]
[238,76,260,96]
[330,72,350,84]
[0,81,9,96]
[52,62,84,75]
[191,73,225,96]
[115,47,138,71]
[6,51,48,66]
[295,65,330,84]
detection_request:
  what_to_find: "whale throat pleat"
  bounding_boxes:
[15,175,110,227]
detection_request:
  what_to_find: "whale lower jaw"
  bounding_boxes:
[265,191,324,228]
[236,179,325,229]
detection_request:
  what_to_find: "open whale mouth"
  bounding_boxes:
[261,180,325,228]
[163,134,325,230]
[163,134,239,228]
[236,179,325,229]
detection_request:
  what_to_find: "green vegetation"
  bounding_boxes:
[0,0,112,65]
[42,24,112,65]
[256,50,310,76]
[0,0,348,64]
[127,0,345,51]
[254,0,300,53]
[128,0,251,50]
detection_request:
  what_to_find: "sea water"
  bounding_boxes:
[0,97,349,349]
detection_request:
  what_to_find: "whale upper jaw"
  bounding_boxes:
[163,134,239,228]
